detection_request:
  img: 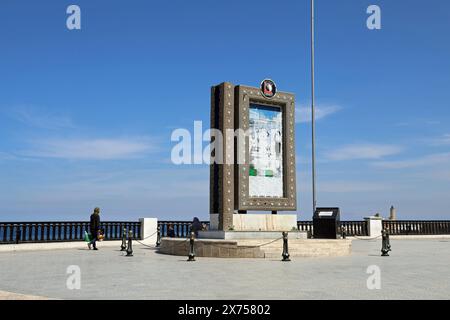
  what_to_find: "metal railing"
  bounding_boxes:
[158,221,209,238]
[3,219,449,244]
[297,221,369,237]
[383,220,450,235]
[297,221,313,236]
[159,220,370,237]
[341,221,369,237]
[0,221,141,244]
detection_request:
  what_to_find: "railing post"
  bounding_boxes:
[15,225,21,244]
[45,224,49,241]
[41,223,45,242]
[1,224,6,242]
[8,224,13,242]
[68,223,73,241]
[63,223,67,241]
[53,224,58,241]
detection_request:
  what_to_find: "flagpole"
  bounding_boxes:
[311,0,317,214]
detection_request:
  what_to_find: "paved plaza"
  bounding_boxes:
[0,239,449,300]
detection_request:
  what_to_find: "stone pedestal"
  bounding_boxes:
[364,216,383,237]
[159,237,352,258]
[139,218,158,245]
[209,214,297,232]
[198,230,307,240]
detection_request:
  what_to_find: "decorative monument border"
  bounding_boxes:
[209,82,235,231]
[235,85,297,212]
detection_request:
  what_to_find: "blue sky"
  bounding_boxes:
[1,0,449,221]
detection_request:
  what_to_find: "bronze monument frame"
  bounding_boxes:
[210,82,297,231]
[234,85,297,212]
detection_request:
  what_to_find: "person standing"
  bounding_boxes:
[167,223,175,238]
[190,217,203,238]
[88,207,101,250]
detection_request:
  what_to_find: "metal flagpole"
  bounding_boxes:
[311,0,317,214]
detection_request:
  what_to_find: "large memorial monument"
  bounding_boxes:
[208,80,298,235]
[159,80,352,258]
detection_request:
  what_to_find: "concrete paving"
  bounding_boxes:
[0,239,449,300]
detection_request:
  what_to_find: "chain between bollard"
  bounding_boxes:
[352,234,383,240]
[133,230,159,247]
[182,233,289,260]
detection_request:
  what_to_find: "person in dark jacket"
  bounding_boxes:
[191,217,203,238]
[89,207,101,250]
[167,223,175,238]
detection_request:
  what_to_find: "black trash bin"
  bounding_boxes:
[313,207,340,239]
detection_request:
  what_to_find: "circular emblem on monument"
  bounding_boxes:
[260,79,277,98]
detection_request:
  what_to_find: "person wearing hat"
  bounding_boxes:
[88,207,101,250]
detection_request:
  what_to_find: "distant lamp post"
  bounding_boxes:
[389,206,397,221]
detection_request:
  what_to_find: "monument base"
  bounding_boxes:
[198,230,307,240]
[159,237,352,259]
[209,213,298,231]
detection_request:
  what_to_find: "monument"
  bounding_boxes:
[159,80,352,258]
[207,80,298,235]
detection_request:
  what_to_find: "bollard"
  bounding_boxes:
[126,230,133,257]
[187,232,196,261]
[282,232,291,262]
[341,226,347,239]
[381,228,391,256]
[156,226,161,247]
[120,228,127,251]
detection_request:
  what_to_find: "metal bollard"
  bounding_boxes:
[156,226,161,247]
[341,226,347,239]
[120,228,127,251]
[282,232,291,262]
[187,232,196,261]
[126,230,133,257]
[381,228,391,256]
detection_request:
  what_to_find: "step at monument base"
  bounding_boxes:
[158,238,352,258]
